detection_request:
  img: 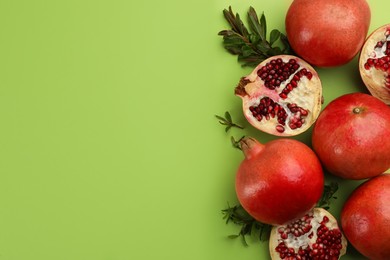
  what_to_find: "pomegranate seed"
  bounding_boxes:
[322,216,329,223]
[375,41,384,48]
[276,125,285,133]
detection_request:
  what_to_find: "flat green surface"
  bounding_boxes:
[0,0,388,259]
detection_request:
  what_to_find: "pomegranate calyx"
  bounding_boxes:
[235,77,251,97]
[239,137,265,160]
[352,107,364,114]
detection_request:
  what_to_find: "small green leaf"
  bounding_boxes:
[256,40,270,53]
[215,115,226,122]
[268,46,282,56]
[260,13,267,40]
[247,7,263,40]
[228,234,240,239]
[269,29,281,45]
[225,111,232,122]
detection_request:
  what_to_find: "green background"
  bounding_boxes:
[0,0,388,259]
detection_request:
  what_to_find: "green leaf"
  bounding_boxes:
[317,182,339,209]
[247,7,264,40]
[225,111,232,122]
[259,12,267,41]
[228,234,240,239]
[256,40,270,53]
[269,29,281,46]
[268,46,282,56]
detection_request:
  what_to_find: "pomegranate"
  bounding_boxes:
[285,0,371,67]
[235,55,322,136]
[235,137,324,226]
[359,24,390,104]
[312,93,390,180]
[341,174,390,260]
[269,208,347,260]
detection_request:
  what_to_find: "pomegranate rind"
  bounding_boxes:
[312,93,390,180]
[286,0,371,67]
[359,24,390,104]
[235,55,322,136]
[341,174,390,260]
[269,208,347,260]
[236,138,324,225]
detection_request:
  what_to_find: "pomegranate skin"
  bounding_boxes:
[312,93,390,179]
[341,174,390,260]
[236,137,324,225]
[286,0,371,67]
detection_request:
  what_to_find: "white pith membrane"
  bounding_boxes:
[359,24,390,105]
[235,55,322,136]
[269,208,347,260]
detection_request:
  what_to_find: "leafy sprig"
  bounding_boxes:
[317,182,339,210]
[215,111,244,132]
[222,204,271,246]
[222,182,339,245]
[230,136,245,150]
[218,6,293,67]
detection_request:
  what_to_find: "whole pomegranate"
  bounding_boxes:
[270,208,347,259]
[341,174,390,260]
[235,55,322,136]
[235,137,324,225]
[359,24,390,104]
[285,0,371,67]
[312,93,390,180]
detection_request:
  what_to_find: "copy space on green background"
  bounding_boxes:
[0,0,387,259]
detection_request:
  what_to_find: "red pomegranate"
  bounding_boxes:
[341,174,390,260]
[235,137,324,225]
[286,0,371,67]
[270,208,347,259]
[312,93,390,180]
[235,55,322,136]
[359,24,390,104]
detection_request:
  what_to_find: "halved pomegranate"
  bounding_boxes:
[269,208,347,260]
[359,24,390,104]
[235,55,322,136]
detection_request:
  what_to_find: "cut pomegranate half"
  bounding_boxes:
[359,24,390,104]
[269,208,347,260]
[235,55,322,136]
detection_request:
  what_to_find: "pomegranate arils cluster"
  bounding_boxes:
[257,58,300,90]
[236,55,322,136]
[270,208,347,260]
[360,25,390,104]
[363,29,390,89]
